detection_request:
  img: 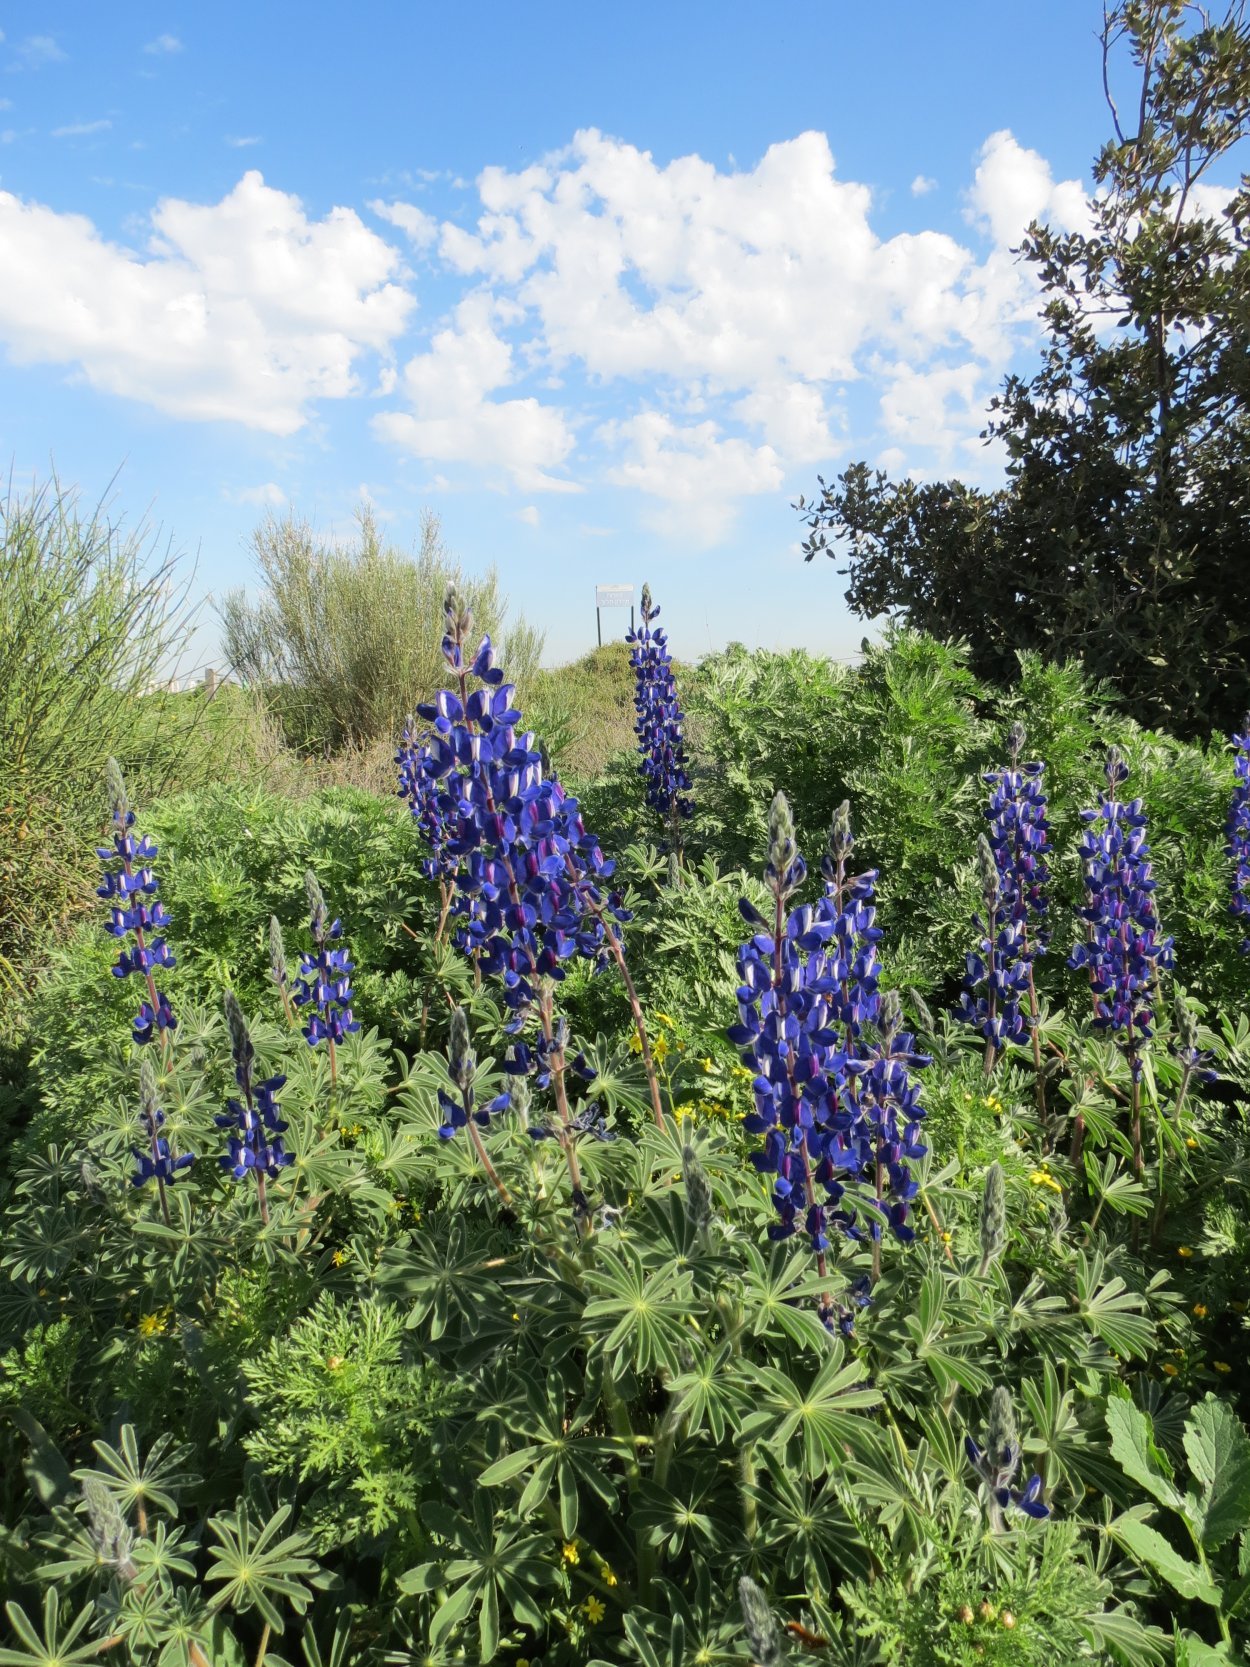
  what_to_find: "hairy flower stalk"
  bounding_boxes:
[1068,748,1174,1182]
[416,585,656,1220]
[437,1005,512,1204]
[216,991,291,1223]
[132,1055,192,1226]
[1227,717,1250,954]
[731,794,930,1318]
[98,759,177,1051]
[268,915,296,1028]
[627,584,694,862]
[977,1161,1006,1276]
[292,872,360,1088]
[962,724,1051,1081]
[965,1386,1049,1533]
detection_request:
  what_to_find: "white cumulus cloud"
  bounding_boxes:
[0,170,416,431]
[144,34,183,54]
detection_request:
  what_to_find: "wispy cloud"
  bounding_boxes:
[515,504,540,527]
[226,134,261,148]
[224,481,287,507]
[143,33,183,54]
[0,98,12,112]
[11,35,66,68]
[51,118,111,138]
[911,173,938,195]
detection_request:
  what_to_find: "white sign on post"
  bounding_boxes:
[594,583,636,646]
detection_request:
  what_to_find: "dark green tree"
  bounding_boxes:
[799,0,1250,739]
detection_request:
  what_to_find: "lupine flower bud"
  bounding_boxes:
[305,871,328,944]
[682,1144,714,1235]
[878,988,902,1042]
[1007,719,1026,763]
[104,756,129,823]
[965,1385,1049,1526]
[448,1005,476,1095]
[976,834,998,914]
[223,989,253,1076]
[268,916,288,988]
[826,798,853,867]
[1171,990,1218,1085]
[82,1478,137,1580]
[765,791,805,903]
[978,1161,1006,1273]
[737,1577,785,1667]
[215,995,292,1189]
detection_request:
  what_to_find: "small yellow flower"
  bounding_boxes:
[654,1012,675,1029]
[137,1311,168,1338]
[332,1249,349,1266]
[941,1231,952,1245]
[599,1562,618,1587]
[584,1597,606,1625]
[653,1036,669,1063]
[1214,1361,1232,1373]
[511,1311,520,1322]
[1185,1136,1199,1149]
[562,1541,580,1566]
[1162,1362,1179,1377]
[1178,1246,1194,1258]
[1193,1302,1208,1319]
[700,1057,715,1073]
[1028,1169,1063,1194]
[628,1032,643,1055]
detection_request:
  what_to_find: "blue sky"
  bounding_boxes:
[0,3,1177,671]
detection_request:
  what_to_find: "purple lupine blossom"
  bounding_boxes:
[961,724,1051,1062]
[132,1056,193,1214]
[436,1005,511,1139]
[1226,717,1250,954]
[965,1387,1050,1530]
[627,585,693,840]
[397,719,457,884]
[217,992,292,1220]
[1068,747,1174,1079]
[98,759,177,1047]
[292,872,361,1051]
[731,794,929,1276]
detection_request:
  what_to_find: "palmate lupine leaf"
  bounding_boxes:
[663,1343,754,1445]
[1075,1251,1156,1359]
[401,1492,555,1662]
[0,1592,99,1667]
[738,1346,883,1479]
[205,1502,323,1633]
[476,1369,618,1537]
[581,1245,699,1376]
[737,1242,849,1353]
[73,1425,198,1520]
[1020,1358,1134,1503]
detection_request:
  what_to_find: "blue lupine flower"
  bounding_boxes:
[292,872,361,1052]
[397,719,457,884]
[436,1005,511,1139]
[961,725,1051,1059]
[965,1387,1050,1527]
[1068,748,1174,1078]
[627,585,693,837]
[216,993,292,1213]
[1226,718,1250,953]
[731,795,929,1264]
[98,759,177,1047]
[132,1057,193,1202]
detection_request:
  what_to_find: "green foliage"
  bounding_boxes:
[220,503,544,750]
[799,0,1250,739]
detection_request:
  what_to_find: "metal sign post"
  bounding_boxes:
[595,583,635,647]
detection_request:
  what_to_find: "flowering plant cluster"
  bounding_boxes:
[292,871,361,1067]
[626,584,693,841]
[731,793,929,1294]
[961,722,1051,1066]
[1068,747,1174,1073]
[98,759,177,1047]
[1228,717,1250,954]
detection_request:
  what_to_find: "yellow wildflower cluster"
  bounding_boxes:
[1028,1166,1062,1194]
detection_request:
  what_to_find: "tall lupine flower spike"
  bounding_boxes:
[292,871,360,1085]
[1226,717,1250,953]
[216,991,291,1222]
[397,716,459,935]
[418,585,662,1187]
[132,1055,193,1224]
[1069,747,1174,1180]
[732,793,931,1315]
[961,833,1029,1074]
[436,1005,513,1204]
[98,759,177,1049]
[268,915,296,1028]
[977,1160,1005,1276]
[626,584,694,859]
[965,1386,1049,1532]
